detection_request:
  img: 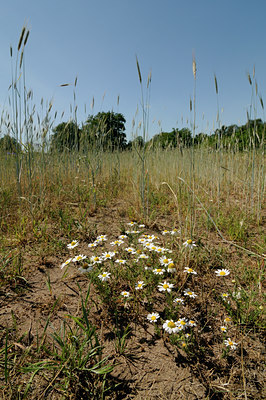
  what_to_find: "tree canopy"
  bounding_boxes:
[50,112,127,152]
[50,121,81,152]
[82,111,127,151]
[0,135,21,153]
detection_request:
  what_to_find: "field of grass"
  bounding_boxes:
[0,145,265,399]
[0,25,265,400]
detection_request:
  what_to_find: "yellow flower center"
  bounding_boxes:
[102,273,107,277]
[157,269,162,272]
[138,283,142,287]
[71,241,76,246]
[220,271,226,275]
[180,320,186,325]
[187,268,193,272]
[163,259,168,263]
[94,257,99,261]
[187,292,192,295]
[229,341,233,346]
[151,315,156,320]
[169,263,174,268]
[187,239,192,244]
[163,284,169,289]
[167,321,176,328]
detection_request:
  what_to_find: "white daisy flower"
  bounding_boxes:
[138,224,145,228]
[143,242,152,249]
[98,272,111,281]
[101,251,115,260]
[158,281,174,293]
[184,267,197,275]
[163,320,179,334]
[121,291,130,298]
[167,263,176,273]
[90,255,102,264]
[159,257,173,267]
[67,240,79,249]
[138,238,148,244]
[183,239,197,249]
[88,242,97,248]
[153,268,165,275]
[96,235,107,242]
[135,281,145,290]
[188,320,197,327]
[173,298,184,305]
[110,240,124,246]
[147,244,158,252]
[72,254,87,263]
[170,228,180,235]
[115,259,126,264]
[154,246,166,254]
[177,318,188,329]
[224,338,238,350]
[161,229,169,235]
[184,289,197,298]
[125,247,136,254]
[215,269,230,277]
[147,312,160,322]
[119,234,128,240]
[220,326,227,333]
[224,317,232,324]
[127,221,136,226]
[221,293,229,299]
[137,253,149,259]
[60,258,72,269]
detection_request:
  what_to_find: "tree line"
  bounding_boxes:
[0,111,264,153]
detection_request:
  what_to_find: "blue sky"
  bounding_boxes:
[0,0,265,140]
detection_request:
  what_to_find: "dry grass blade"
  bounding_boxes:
[18,26,26,51]
[192,55,196,80]
[214,74,218,94]
[259,96,264,110]
[19,51,24,69]
[136,55,142,84]
[24,30,30,46]
[147,70,152,88]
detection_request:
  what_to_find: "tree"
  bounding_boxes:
[50,121,81,152]
[81,112,127,151]
[148,128,192,149]
[127,136,144,150]
[0,135,21,153]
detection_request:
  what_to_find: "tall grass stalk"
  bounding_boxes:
[135,56,151,219]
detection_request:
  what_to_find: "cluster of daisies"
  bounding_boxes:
[61,222,237,351]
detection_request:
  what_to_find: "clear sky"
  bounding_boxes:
[0,0,265,140]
